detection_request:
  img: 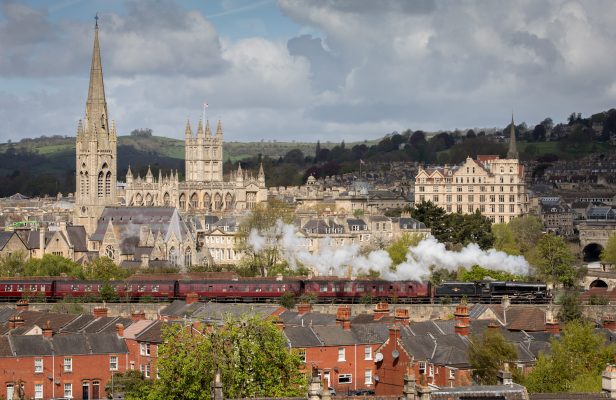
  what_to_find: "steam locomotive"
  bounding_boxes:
[0,274,550,303]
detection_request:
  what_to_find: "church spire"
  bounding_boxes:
[215,120,223,138]
[185,120,192,138]
[507,114,518,159]
[86,15,109,135]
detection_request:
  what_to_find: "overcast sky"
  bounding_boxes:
[1,0,616,143]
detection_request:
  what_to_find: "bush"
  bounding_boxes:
[279,292,296,309]
[588,294,609,305]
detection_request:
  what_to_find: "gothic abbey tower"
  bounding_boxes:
[73,19,118,235]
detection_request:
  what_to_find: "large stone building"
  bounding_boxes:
[122,120,267,213]
[73,18,118,236]
[414,118,529,223]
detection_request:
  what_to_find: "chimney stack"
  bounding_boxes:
[93,306,108,318]
[42,320,53,338]
[272,317,285,331]
[185,292,199,305]
[454,300,470,336]
[602,364,616,398]
[545,307,560,335]
[388,325,400,345]
[16,299,29,311]
[8,315,25,329]
[374,302,390,320]
[297,303,312,316]
[131,310,146,322]
[497,363,513,386]
[395,308,410,326]
[336,306,351,331]
[115,323,125,337]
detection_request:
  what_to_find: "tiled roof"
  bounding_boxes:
[284,326,322,348]
[280,311,336,326]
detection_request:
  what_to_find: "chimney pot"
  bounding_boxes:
[185,292,199,305]
[16,299,29,311]
[131,310,146,322]
[42,320,53,338]
[115,323,125,337]
[374,302,390,320]
[297,302,312,315]
[93,306,108,318]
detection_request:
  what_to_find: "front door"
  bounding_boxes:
[324,370,331,387]
[92,381,100,399]
[6,384,14,400]
[82,382,90,400]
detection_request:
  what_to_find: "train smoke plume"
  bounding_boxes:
[246,221,530,281]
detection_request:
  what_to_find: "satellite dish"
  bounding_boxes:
[375,352,383,363]
[374,375,380,382]
[392,349,399,359]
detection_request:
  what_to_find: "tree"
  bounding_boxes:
[106,371,152,400]
[148,316,306,400]
[524,320,616,393]
[507,216,543,255]
[100,283,119,302]
[528,234,576,287]
[0,251,27,276]
[386,233,425,267]
[600,233,616,266]
[557,290,583,323]
[23,254,84,278]
[491,223,520,255]
[469,329,517,385]
[237,199,295,277]
[86,257,129,280]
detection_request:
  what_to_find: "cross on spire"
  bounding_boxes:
[95,13,99,28]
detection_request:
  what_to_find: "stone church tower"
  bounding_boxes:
[74,19,117,235]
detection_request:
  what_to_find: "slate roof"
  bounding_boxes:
[12,310,80,333]
[283,326,323,347]
[350,313,395,325]
[158,299,204,318]
[123,320,156,340]
[66,226,88,252]
[350,323,390,344]
[280,310,336,326]
[135,320,175,343]
[399,217,427,230]
[4,333,128,357]
[0,232,14,250]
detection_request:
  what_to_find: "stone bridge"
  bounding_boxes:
[583,269,616,290]
[578,220,616,262]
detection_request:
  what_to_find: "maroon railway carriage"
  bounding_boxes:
[0,277,60,301]
[54,279,176,301]
[177,277,303,302]
[302,278,430,302]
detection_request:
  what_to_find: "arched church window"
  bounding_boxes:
[190,193,198,209]
[184,248,192,267]
[169,247,177,266]
[85,171,89,195]
[203,193,211,211]
[179,194,186,210]
[225,193,234,210]
[105,171,112,195]
[214,193,223,211]
[98,171,104,198]
[80,172,85,197]
[135,193,143,206]
[145,193,153,206]
[163,192,170,207]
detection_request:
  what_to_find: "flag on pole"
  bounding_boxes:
[360,159,366,165]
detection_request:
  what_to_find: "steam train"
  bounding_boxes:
[0,274,550,304]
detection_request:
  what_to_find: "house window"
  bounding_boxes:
[338,347,346,361]
[64,383,72,399]
[141,342,151,356]
[297,348,306,363]
[365,369,372,385]
[338,374,352,384]
[130,361,135,370]
[64,357,72,372]
[110,355,118,371]
[449,368,456,379]
[34,358,43,373]
[34,383,43,399]
[419,361,426,374]
[429,365,434,377]
[364,346,372,360]
[141,363,151,378]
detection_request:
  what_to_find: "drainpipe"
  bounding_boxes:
[354,344,357,391]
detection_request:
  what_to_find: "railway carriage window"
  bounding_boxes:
[208,285,213,292]
[379,285,384,292]
[372,285,377,291]
[40,285,45,292]
[282,284,287,291]
[408,285,413,292]
[320,284,328,292]
[229,285,234,291]
[138,285,146,292]
[389,285,394,292]
[30,284,37,292]
[71,285,78,292]
[85,285,92,292]
[152,285,159,293]
[357,284,364,292]
[344,282,352,292]
[244,286,250,292]
[266,285,272,292]
[17,285,24,292]
[4,285,11,291]
[255,286,261,292]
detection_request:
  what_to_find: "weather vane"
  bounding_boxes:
[95,13,99,27]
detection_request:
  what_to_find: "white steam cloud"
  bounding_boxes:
[246,220,530,281]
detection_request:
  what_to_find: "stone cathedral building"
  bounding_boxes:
[123,119,267,214]
[73,19,118,236]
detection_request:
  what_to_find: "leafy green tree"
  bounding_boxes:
[446,211,494,250]
[100,283,119,302]
[601,233,616,266]
[386,232,425,266]
[410,201,447,235]
[148,316,306,400]
[529,234,576,287]
[278,292,296,309]
[508,216,543,255]
[86,257,129,280]
[237,199,295,277]
[458,265,524,282]
[0,251,27,276]
[492,224,520,255]
[557,290,583,323]
[524,320,616,393]
[23,254,84,278]
[106,371,152,400]
[469,329,518,385]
